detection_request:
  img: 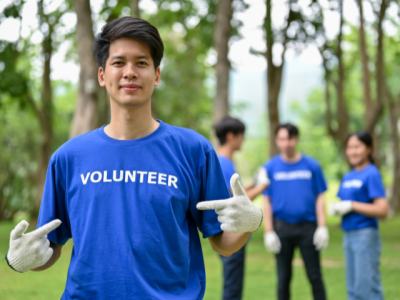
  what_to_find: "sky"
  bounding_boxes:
[0,0,398,135]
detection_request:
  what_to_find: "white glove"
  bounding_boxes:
[6,219,61,273]
[254,167,270,186]
[197,173,263,233]
[264,231,281,254]
[329,201,353,216]
[313,226,329,251]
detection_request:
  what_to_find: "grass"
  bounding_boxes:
[0,212,399,299]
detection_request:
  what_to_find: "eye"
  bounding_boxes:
[113,61,123,66]
[138,61,148,66]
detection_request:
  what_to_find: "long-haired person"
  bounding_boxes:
[330,131,388,300]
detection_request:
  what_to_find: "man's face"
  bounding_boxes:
[98,37,160,108]
[275,128,298,155]
[226,132,244,151]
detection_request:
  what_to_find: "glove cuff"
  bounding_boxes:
[6,251,25,273]
[250,207,263,233]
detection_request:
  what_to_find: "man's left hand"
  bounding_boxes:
[197,173,263,233]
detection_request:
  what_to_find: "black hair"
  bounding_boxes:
[93,17,164,70]
[275,123,299,138]
[214,117,246,146]
[346,131,375,164]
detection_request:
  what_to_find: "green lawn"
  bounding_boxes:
[0,214,399,300]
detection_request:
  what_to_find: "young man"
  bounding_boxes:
[5,17,263,299]
[214,117,269,300]
[262,123,329,300]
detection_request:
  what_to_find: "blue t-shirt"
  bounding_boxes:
[337,164,386,231]
[37,120,230,300]
[262,155,327,224]
[217,155,236,191]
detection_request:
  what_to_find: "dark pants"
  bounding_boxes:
[275,220,326,300]
[219,246,246,300]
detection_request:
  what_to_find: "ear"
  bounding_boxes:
[226,132,234,142]
[154,67,161,87]
[98,67,106,87]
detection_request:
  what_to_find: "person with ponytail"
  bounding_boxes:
[330,131,388,300]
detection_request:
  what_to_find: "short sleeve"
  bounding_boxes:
[262,164,271,196]
[37,155,72,245]
[337,179,344,199]
[367,172,386,199]
[189,149,231,239]
[313,163,327,195]
[219,158,236,190]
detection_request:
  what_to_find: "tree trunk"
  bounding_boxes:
[132,0,140,18]
[321,0,349,158]
[70,0,99,138]
[212,0,233,147]
[387,91,400,210]
[33,0,54,215]
[265,0,291,157]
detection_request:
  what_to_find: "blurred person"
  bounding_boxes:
[330,131,388,300]
[262,123,329,300]
[214,116,270,300]
[4,17,264,299]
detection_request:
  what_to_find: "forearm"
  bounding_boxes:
[352,198,388,218]
[263,196,274,232]
[31,242,62,272]
[208,231,251,257]
[316,194,326,227]
[246,184,268,201]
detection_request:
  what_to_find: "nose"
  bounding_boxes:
[123,63,138,80]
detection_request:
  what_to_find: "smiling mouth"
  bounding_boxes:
[121,86,140,91]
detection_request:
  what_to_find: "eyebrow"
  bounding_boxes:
[110,55,150,60]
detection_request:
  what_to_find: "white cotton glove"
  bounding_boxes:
[263,231,281,254]
[254,167,270,186]
[6,219,61,273]
[313,226,329,251]
[197,173,263,233]
[329,201,353,216]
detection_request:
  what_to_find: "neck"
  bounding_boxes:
[218,144,235,160]
[281,151,301,163]
[355,159,370,171]
[104,97,159,140]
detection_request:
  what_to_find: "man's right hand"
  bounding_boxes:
[263,231,281,254]
[6,219,61,273]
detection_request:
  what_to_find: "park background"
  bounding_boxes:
[0,0,399,299]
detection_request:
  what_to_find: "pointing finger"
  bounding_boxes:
[197,199,230,211]
[230,173,246,197]
[10,220,29,240]
[32,219,62,238]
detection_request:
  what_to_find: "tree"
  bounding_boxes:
[132,0,140,18]
[319,0,349,153]
[258,0,322,157]
[69,0,100,138]
[212,0,233,144]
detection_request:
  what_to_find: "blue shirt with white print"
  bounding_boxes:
[262,155,327,224]
[37,120,230,300]
[337,164,386,231]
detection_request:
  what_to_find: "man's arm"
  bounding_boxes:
[246,183,268,201]
[263,195,274,232]
[31,242,63,271]
[315,193,326,227]
[208,232,251,257]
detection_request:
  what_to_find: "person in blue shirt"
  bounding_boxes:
[262,123,329,300]
[330,131,388,300]
[214,116,270,300]
[4,17,264,300]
